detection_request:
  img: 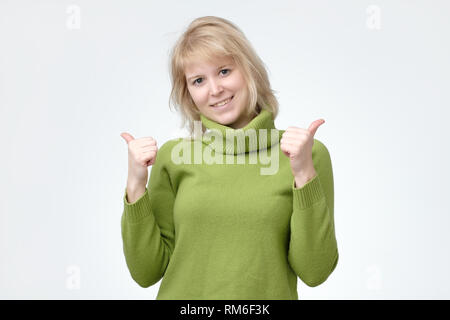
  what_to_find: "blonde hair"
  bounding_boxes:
[168,16,279,137]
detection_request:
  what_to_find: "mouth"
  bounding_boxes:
[210,96,234,108]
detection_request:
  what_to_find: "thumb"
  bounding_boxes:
[120,132,135,144]
[308,119,325,137]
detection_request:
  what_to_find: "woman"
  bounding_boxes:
[120,16,338,300]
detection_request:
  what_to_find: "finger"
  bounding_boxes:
[282,131,307,140]
[281,147,290,157]
[284,127,304,134]
[141,146,158,152]
[308,119,325,136]
[282,144,299,158]
[120,132,135,144]
[280,143,293,157]
[142,144,158,149]
[135,139,157,149]
[142,137,157,143]
[281,140,300,148]
[281,134,307,144]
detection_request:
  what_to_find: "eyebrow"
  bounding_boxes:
[187,65,230,81]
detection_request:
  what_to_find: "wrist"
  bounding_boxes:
[127,177,146,191]
[293,168,317,188]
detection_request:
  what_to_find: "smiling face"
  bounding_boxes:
[185,55,255,129]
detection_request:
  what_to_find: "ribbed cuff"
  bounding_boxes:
[123,187,153,223]
[292,174,325,210]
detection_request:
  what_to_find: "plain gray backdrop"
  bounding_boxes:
[1,0,449,299]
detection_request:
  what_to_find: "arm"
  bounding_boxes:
[287,139,339,287]
[121,142,176,288]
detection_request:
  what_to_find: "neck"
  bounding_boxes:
[197,109,282,155]
[227,109,259,130]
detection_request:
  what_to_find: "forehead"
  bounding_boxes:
[184,55,234,75]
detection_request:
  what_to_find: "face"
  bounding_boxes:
[185,55,254,129]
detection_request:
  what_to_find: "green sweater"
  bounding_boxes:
[121,109,339,300]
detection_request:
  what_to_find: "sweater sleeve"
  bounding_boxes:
[121,141,176,288]
[287,139,339,287]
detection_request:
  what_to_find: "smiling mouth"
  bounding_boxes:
[210,96,234,107]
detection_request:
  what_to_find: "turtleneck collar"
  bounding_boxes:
[199,109,282,155]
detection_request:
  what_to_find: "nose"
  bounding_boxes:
[209,78,224,96]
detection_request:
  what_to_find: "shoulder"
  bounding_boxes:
[153,137,193,167]
[312,138,333,170]
[155,137,185,160]
[313,138,329,154]
[313,138,331,158]
[158,137,185,153]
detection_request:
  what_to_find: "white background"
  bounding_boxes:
[1,0,449,299]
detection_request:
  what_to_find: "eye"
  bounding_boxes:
[220,69,230,75]
[193,78,203,85]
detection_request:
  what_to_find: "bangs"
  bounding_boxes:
[178,37,236,71]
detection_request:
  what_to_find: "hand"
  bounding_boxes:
[120,132,158,184]
[280,119,325,179]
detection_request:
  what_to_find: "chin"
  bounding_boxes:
[214,113,238,127]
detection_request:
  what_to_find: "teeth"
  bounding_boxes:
[212,97,231,107]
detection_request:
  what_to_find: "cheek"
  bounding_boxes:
[189,87,208,106]
[232,73,247,92]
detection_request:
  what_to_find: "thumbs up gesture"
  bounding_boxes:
[120,132,158,185]
[280,119,325,186]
